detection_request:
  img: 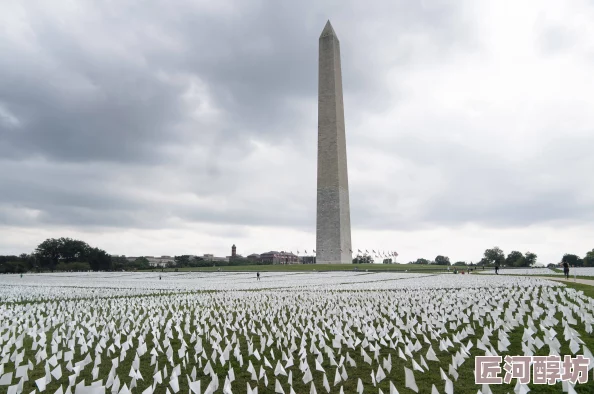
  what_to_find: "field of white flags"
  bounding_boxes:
[567,268,594,277]
[1,271,594,393]
[479,268,557,276]
[480,267,594,277]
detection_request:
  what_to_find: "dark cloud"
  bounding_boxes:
[1,0,593,258]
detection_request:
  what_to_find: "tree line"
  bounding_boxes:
[0,238,112,273]
[0,238,284,273]
[406,247,594,267]
[560,250,594,267]
[3,238,593,273]
[169,255,273,268]
[407,247,540,267]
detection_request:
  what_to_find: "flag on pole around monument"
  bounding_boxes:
[313,250,316,253]
[358,249,361,253]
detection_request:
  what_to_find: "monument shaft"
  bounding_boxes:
[316,21,352,264]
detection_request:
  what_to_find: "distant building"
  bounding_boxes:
[202,254,228,263]
[123,256,174,267]
[227,244,246,261]
[247,253,261,262]
[260,251,299,265]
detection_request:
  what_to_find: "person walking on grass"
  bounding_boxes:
[563,261,570,279]
[495,264,499,275]
[257,272,260,281]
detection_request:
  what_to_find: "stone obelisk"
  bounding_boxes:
[316,20,352,264]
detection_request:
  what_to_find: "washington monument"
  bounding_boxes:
[316,21,353,264]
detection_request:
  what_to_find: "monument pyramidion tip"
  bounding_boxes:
[320,20,337,38]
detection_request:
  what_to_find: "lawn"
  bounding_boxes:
[0,272,592,393]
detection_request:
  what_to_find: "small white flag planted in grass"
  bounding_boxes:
[480,384,492,394]
[302,368,313,384]
[274,379,284,394]
[448,364,458,381]
[315,360,325,373]
[333,368,341,386]
[443,378,454,394]
[222,377,232,394]
[376,365,386,383]
[389,381,399,394]
[426,346,439,362]
[274,361,287,376]
[322,373,330,393]
[169,376,179,393]
[35,376,46,392]
[141,385,153,394]
[404,367,418,393]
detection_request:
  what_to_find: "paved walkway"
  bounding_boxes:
[534,276,594,286]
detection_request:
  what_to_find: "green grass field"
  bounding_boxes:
[2,272,593,393]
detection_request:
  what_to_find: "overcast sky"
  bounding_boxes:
[1,0,593,264]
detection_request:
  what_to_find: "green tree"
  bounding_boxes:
[59,238,91,263]
[524,252,537,267]
[411,258,430,265]
[87,248,112,271]
[382,258,393,264]
[453,261,466,266]
[562,254,581,267]
[34,238,62,271]
[583,249,594,267]
[34,238,91,271]
[112,255,129,271]
[134,257,149,265]
[506,251,524,267]
[434,255,450,266]
[484,247,505,266]
[174,255,191,267]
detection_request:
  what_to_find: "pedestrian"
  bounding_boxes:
[563,261,570,279]
[257,272,260,281]
[159,275,161,280]
[495,264,499,275]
